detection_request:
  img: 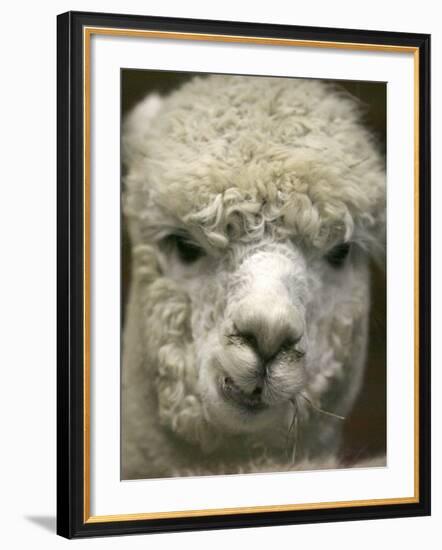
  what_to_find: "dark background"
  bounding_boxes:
[121,70,387,464]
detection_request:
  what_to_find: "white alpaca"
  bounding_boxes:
[122,75,386,479]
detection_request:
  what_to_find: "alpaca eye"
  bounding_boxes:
[166,234,205,264]
[325,242,351,268]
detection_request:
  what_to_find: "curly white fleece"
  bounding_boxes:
[122,75,385,479]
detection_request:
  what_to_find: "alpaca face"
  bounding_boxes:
[124,75,384,453]
[151,224,369,439]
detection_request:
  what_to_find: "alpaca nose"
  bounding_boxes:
[233,297,304,360]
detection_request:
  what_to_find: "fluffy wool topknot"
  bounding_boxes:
[123,75,385,256]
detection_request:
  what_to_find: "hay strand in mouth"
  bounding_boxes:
[298,392,345,421]
[286,397,300,465]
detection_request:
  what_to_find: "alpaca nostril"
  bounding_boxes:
[251,386,262,397]
[280,337,297,353]
[241,332,258,350]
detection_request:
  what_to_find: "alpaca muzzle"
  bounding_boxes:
[219,252,308,410]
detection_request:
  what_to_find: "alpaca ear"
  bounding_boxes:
[122,93,163,166]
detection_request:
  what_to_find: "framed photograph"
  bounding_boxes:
[57,11,431,538]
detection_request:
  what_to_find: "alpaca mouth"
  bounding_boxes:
[221,376,268,412]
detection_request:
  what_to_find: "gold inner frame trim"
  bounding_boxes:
[83,26,421,524]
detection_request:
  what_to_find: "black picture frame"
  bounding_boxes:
[57,10,431,539]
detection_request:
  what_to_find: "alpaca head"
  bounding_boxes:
[123,75,385,452]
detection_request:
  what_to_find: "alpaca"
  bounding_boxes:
[121,75,386,479]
